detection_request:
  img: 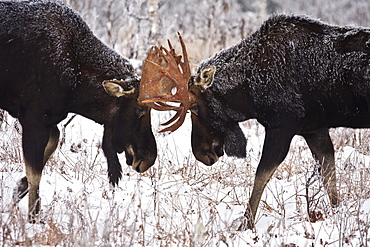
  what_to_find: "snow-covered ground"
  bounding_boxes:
[1,112,369,246]
[2,1,370,245]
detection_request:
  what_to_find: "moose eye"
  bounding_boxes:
[190,105,199,116]
[136,108,147,118]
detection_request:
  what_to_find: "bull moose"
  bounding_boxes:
[0,1,157,222]
[139,15,370,229]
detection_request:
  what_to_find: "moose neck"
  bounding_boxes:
[199,41,258,124]
[68,30,137,125]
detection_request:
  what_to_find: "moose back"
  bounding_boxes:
[0,1,157,222]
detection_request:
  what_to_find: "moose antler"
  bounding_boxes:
[139,32,191,133]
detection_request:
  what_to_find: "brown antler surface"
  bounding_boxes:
[139,32,191,132]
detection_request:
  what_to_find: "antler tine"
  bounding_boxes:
[151,45,175,66]
[156,45,182,74]
[144,102,179,111]
[167,39,183,64]
[167,39,173,51]
[158,103,189,133]
[177,32,191,78]
[161,107,182,126]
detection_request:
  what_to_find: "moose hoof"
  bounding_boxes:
[12,176,29,203]
[231,215,254,231]
[28,211,45,224]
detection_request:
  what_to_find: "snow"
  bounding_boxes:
[1,0,370,245]
[1,113,370,246]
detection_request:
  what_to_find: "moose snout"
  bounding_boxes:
[126,145,156,173]
[193,141,224,166]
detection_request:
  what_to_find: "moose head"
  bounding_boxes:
[139,33,243,165]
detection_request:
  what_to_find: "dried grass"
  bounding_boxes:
[2,1,370,245]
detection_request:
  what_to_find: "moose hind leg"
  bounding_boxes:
[302,129,339,207]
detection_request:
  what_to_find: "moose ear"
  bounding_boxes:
[102,80,135,97]
[194,66,216,89]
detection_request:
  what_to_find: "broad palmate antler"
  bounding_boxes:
[139,32,191,133]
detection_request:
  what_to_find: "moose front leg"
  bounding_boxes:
[13,126,60,203]
[243,128,295,230]
[17,124,57,223]
[302,129,339,207]
[25,159,43,223]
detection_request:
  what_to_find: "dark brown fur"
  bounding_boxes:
[189,14,370,229]
[0,1,157,221]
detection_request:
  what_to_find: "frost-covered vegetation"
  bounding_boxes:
[1,0,370,246]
